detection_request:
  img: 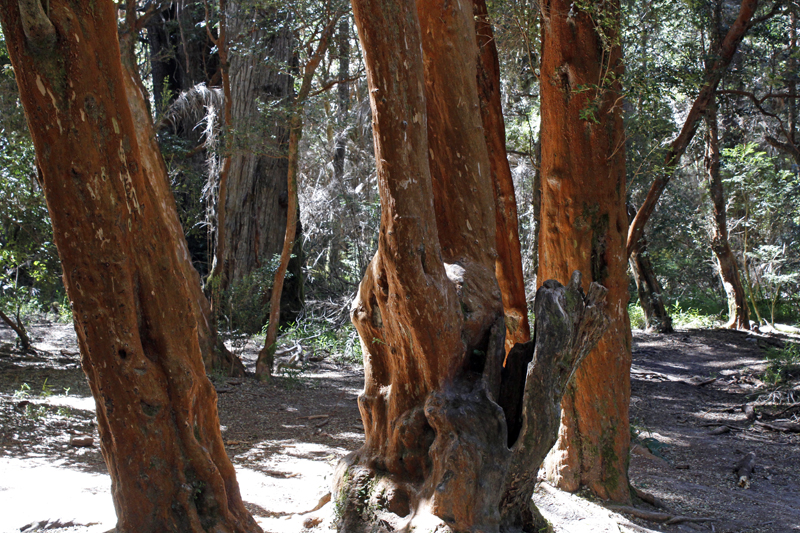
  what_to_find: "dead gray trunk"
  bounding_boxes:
[219,7,303,322]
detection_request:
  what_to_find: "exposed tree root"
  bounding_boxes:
[609,505,716,525]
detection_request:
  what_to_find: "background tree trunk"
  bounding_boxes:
[219,6,303,323]
[626,204,673,333]
[704,1,750,331]
[473,0,531,355]
[538,0,632,502]
[706,99,750,330]
[0,0,258,530]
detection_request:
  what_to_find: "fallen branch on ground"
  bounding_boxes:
[630,485,669,510]
[609,505,715,525]
[756,420,800,433]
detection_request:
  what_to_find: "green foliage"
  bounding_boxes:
[762,343,800,386]
[628,304,646,330]
[214,256,281,336]
[0,34,64,321]
[668,301,721,329]
[279,318,362,365]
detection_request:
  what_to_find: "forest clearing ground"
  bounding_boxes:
[0,321,798,533]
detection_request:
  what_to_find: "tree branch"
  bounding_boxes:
[627,0,760,258]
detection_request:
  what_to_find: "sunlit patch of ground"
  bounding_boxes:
[0,456,115,532]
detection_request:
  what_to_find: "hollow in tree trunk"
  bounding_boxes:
[538,0,632,502]
[0,1,259,530]
[333,1,610,532]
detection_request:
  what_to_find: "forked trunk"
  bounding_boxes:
[334,1,609,531]
[0,2,258,530]
[538,0,632,502]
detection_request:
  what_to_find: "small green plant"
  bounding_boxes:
[14,382,31,398]
[762,343,800,386]
[40,378,53,398]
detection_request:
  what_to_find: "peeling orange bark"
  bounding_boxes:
[538,0,632,502]
[0,0,258,530]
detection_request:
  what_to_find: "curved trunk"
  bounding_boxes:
[538,0,632,502]
[473,0,531,354]
[626,205,673,333]
[0,1,257,530]
[705,98,750,330]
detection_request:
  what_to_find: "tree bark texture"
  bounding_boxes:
[705,99,750,330]
[626,204,673,333]
[335,1,609,531]
[473,0,531,355]
[218,7,303,320]
[627,0,760,256]
[122,62,246,377]
[538,0,632,502]
[0,2,258,530]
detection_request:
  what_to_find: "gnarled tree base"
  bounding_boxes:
[334,273,608,533]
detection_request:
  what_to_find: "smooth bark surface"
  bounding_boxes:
[538,0,632,502]
[0,1,258,530]
[473,0,531,354]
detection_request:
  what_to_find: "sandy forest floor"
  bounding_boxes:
[0,319,798,533]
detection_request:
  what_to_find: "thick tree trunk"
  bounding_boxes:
[538,0,632,502]
[119,10,245,377]
[0,2,258,530]
[626,204,673,333]
[218,7,303,321]
[706,100,750,329]
[473,0,531,354]
[334,1,609,532]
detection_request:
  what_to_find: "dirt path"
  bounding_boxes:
[1,321,798,533]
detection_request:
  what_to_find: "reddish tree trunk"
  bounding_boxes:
[334,1,609,532]
[0,1,258,530]
[627,0,760,256]
[538,0,632,502]
[473,0,531,354]
[705,99,750,329]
